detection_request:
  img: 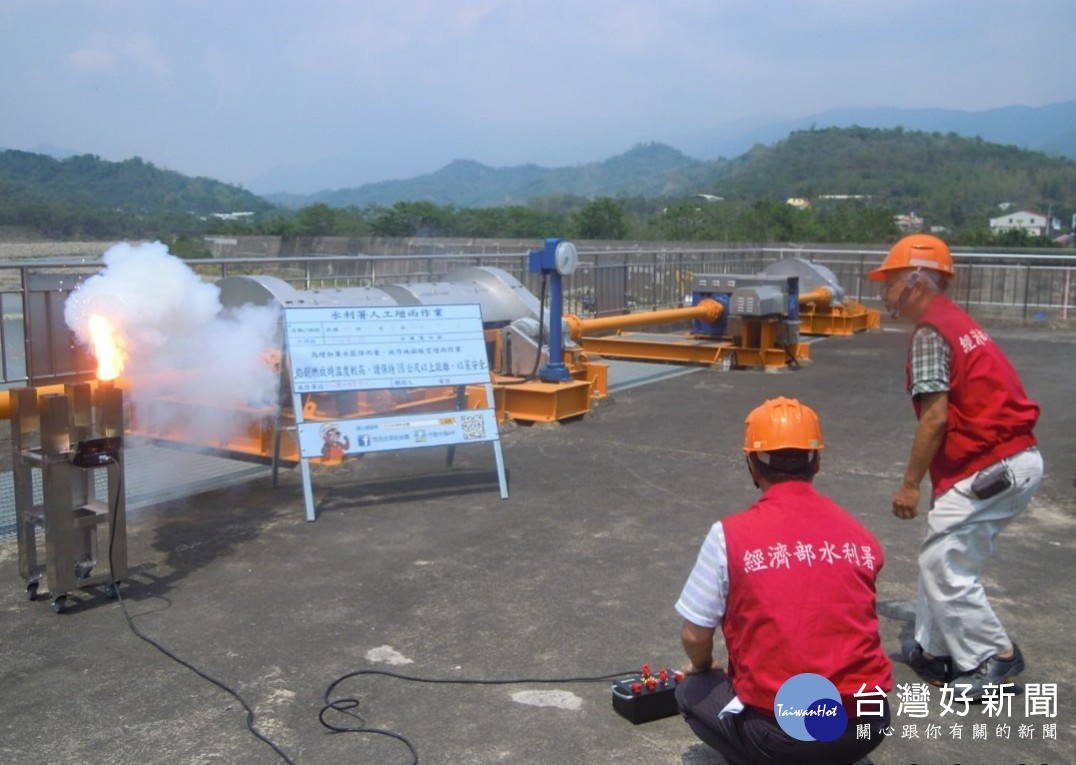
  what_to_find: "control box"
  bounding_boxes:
[610,664,684,724]
[71,436,122,468]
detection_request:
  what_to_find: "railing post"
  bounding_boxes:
[1022,263,1031,321]
[856,252,865,302]
[21,266,34,386]
[1063,267,1071,321]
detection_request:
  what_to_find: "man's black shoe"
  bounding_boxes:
[951,644,1025,700]
[902,641,952,686]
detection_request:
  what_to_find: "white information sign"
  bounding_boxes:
[281,303,507,521]
[285,304,490,392]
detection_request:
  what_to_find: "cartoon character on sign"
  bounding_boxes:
[319,422,350,464]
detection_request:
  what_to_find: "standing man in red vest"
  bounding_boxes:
[675,397,892,765]
[869,234,1043,698]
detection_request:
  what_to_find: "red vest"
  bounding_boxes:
[722,482,893,715]
[907,295,1039,497]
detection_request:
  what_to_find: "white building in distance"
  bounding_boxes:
[989,210,1048,237]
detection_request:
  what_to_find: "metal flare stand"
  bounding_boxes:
[10,382,127,613]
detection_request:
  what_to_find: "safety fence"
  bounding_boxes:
[2,243,1075,391]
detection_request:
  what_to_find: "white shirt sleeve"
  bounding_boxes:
[675,521,730,629]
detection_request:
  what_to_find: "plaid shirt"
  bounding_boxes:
[909,325,950,397]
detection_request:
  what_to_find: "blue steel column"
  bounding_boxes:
[528,237,573,383]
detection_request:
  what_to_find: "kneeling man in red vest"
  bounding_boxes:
[675,397,893,765]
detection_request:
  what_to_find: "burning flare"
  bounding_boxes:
[88,314,126,381]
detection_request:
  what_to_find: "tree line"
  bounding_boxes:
[211,197,1056,249]
[1,188,1059,254]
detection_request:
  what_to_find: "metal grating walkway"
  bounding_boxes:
[0,439,271,539]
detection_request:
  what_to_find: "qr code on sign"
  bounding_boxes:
[461,414,486,440]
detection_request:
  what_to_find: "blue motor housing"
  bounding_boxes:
[691,291,730,337]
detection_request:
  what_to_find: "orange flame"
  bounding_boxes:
[88,314,126,381]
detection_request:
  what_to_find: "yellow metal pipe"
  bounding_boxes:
[566,298,725,341]
[798,286,833,307]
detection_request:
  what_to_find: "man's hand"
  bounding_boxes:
[894,390,947,521]
[892,482,920,520]
[681,620,722,675]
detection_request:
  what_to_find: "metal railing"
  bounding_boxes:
[1,244,1075,390]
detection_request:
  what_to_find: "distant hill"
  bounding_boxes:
[27,143,81,161]
[704,126,1076,226]
[4,124,1075,240]
[265,129,1076,228]
[687,102,1076,163]
[252,101,1076,195]
[0,150,273,216]
[267,143,716,209]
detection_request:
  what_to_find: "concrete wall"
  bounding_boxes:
[200,235,791,259]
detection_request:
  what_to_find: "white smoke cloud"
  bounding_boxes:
[64,241,282,447]
[65,241,221,356]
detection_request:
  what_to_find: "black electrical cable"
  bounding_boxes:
[319,666,638,764]
[96,444,638,765]
[781,341,801,369]
[102,458,297,765]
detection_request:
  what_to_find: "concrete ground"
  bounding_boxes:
[1,324,1073,765]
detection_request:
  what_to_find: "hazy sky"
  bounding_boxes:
[3,0,1074,192]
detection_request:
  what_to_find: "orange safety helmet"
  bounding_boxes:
[743,396,824,453]
[867,234,954,282]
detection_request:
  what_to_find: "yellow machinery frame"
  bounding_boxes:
[798,298,881,336]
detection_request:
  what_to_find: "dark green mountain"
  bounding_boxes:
[705,127,1076,227]
[3,128,1075,240]
[0,150,273,216]
[693,102,1076,164]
